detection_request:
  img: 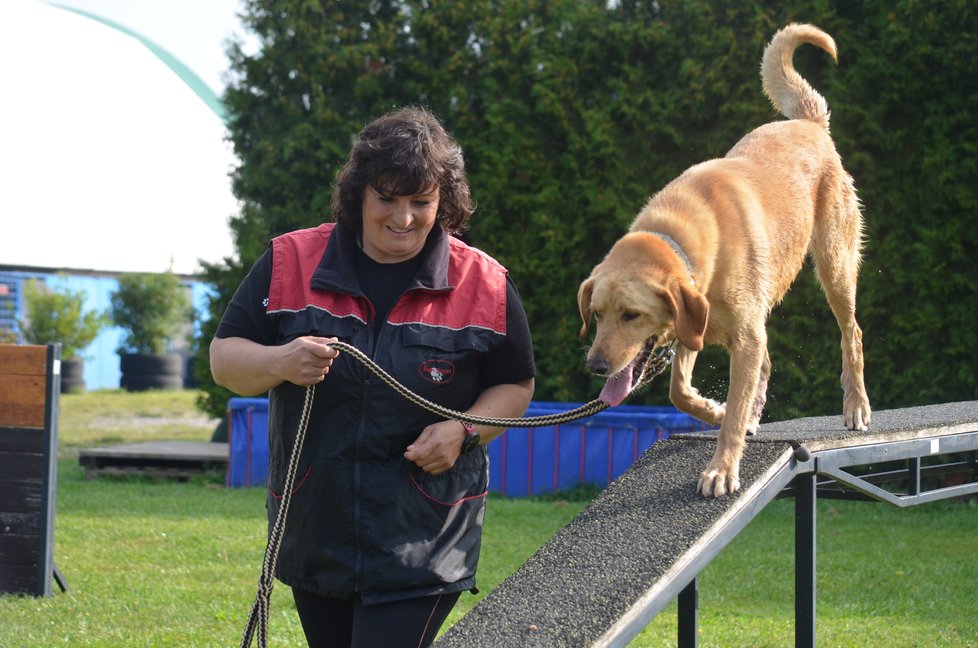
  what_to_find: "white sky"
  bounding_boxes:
[46,0,254,95]
[0,0,254,275]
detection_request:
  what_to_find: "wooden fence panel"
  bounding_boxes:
[0,343,61,596]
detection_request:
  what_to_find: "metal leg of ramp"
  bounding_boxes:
[795,473,816,648]
[677,578,698,648]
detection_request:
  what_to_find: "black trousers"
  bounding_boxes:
[291,587,461,648]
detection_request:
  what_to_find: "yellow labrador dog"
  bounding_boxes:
[577,24,872,498]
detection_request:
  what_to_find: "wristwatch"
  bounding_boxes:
[460,421,481,455]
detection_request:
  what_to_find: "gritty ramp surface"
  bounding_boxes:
[435,400,977,647]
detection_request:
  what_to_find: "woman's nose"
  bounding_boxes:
[390,198,413,226]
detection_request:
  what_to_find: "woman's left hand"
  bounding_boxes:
[404,420,465,475]
[403,380,534,475]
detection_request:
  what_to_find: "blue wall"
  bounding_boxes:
[0,270,213,390]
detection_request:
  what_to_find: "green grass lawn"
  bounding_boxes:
[1,391,976,647]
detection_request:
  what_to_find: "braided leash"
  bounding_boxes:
[322,340,677,427]
[240,340,676,646]
[240,384,315,648]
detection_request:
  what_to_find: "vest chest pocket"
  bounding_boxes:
[274,310,357,345]
[383,325,497,415]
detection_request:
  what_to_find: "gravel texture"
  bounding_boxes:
[435,400,977,647]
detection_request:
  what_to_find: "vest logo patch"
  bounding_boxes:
[419,359,456,384]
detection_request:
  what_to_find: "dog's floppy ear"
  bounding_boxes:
[577,278,595,338]
[668,281,709,351]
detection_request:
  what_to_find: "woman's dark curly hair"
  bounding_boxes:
[331,106,475,236]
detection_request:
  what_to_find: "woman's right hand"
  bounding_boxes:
[280,336,341,386]
[210,335,340,395]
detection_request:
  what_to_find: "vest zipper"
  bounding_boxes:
[353,305,377,593]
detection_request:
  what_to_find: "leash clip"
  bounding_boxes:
[635,340,677,391]
[656,342,676,365]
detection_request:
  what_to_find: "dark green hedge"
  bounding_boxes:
[194,0,977,423]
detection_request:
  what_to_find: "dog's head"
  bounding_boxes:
[578,232,709,405]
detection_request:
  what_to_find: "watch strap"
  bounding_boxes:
[460,420,480,454]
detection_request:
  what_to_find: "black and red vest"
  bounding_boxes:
[264,222,508,603]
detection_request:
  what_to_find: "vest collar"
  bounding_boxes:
[311,222,452,295]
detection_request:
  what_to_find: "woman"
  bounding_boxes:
[210,106,535,647]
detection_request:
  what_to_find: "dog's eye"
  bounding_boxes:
[622,311,640,322]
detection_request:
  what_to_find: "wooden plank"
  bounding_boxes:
[0,532,40,565]
[84,465,219,480]
[78,441,228,480]
[0,522,38,595]
[0,452,44,481]
[0,344,55,597]
[0,374,47,405]
[0,427,45,453]
[0,564,42,595]
[0,479,43,513]
[79,441,228,461]
[0,510,41,534]
[0,345,48,377]
[0,403,45,429]
[0,344,49,431]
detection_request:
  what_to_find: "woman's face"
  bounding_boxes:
[360,184,440,263]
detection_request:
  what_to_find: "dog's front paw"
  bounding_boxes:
[697,464,741,498]
[844,397,872,431]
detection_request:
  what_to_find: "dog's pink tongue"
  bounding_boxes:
[599,370,633,407]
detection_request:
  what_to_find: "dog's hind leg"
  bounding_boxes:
[669,346,726,426]
[812,173,872,430]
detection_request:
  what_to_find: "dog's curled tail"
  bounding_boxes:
[761,23,837,129]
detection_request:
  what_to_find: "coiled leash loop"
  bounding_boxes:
[241,340,676,646]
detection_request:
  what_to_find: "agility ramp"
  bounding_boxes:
[434,400,978,648]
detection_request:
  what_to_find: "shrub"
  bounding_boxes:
[111,270,192,356]
[19,278,108,360]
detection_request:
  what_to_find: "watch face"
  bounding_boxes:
[462,432,481,454]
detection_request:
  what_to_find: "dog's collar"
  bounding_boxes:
[650,232,695,285]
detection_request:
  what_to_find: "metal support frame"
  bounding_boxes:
[811,433,978,506]
[674,430,978,647]
[794,473,816,648]
[678,578,698,648]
